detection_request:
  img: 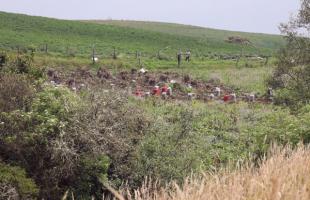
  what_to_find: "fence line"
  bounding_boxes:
[0,43,272,65]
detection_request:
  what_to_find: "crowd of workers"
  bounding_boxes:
[177,50,191,66]
[133,79,273,103]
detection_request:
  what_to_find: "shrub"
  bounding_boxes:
[247,104,310,157]
[131,102,249,186]
[15,53,34,74]
[0,73,35,112]
[0,85,150,199]
[72,155,110,199]
[296,104,310,143]
[132,107,202,185]
[69,89,150,188]
[0,52,6,70]
[130,100,310,189]
[2,50,45,80]
[123,146,310,200]
[268,0,310,109]
[0,85,83,198]
[0,162,38,199]
[244,62,254,68]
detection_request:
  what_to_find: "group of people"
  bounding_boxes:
[209,87,273,103]
[134,84,237,102]
[133,81,273,103]
[208,87,237,103]
[177,50,191,66]
[134,84,173,98]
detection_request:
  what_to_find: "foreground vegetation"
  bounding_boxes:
[122,145,310,200]
[0,49,309,199]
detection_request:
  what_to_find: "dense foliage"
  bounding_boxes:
[0,163,38,199]
[269,0,310,109]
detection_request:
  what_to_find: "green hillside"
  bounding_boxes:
[86,20,285,54]
[0,11,284,57]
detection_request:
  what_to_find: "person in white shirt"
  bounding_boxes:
[214,87,221,97]
[177,50,182,67]
[185,50,191,62]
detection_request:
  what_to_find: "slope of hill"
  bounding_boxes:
[0,11,284,57]
[86,20,285,54]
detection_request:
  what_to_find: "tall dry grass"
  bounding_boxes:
[118,145,310,200]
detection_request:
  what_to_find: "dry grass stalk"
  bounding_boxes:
[113,145,310,200]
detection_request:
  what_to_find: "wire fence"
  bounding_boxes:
[0,43,272,65]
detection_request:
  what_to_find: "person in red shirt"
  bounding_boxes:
[167,87,172,96]
[223,94,230,102]
[134,87,143,97]
[230,93,237,102]
[161,84,168,93]
[152,86,161,96]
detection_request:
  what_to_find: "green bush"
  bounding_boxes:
[133,106,204,184]
[268,0,310,109]
[297,105,310,143]
[0,86,79,141]
[243,104,310,158]
[14,52,34,74]
[128,100,310,188]
[0,85,151,198]
[0,52,6,69]
[0,86,83,199]
[2,50,45,80]
[130,101,249,185]
[71,155,110,199]
[0,162,38,199]
[0,73,35,112]
[30,86,81,135]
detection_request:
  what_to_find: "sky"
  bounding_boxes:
[0,0,300,34]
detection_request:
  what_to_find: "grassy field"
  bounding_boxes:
[0,11,284,58]
[0,11,282,94]
[29,52,273,93]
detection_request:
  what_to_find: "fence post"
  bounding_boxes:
[113,47,117,59]
[236,46,244,67]
[236,56,240,67]
[265,56,269,66]
[92,45,96,64]
[138,52,141,67]
[177,50,182,67]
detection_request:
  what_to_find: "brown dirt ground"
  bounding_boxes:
[46,67,272,104]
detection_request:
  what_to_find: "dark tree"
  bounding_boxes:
[268,0,310,108]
